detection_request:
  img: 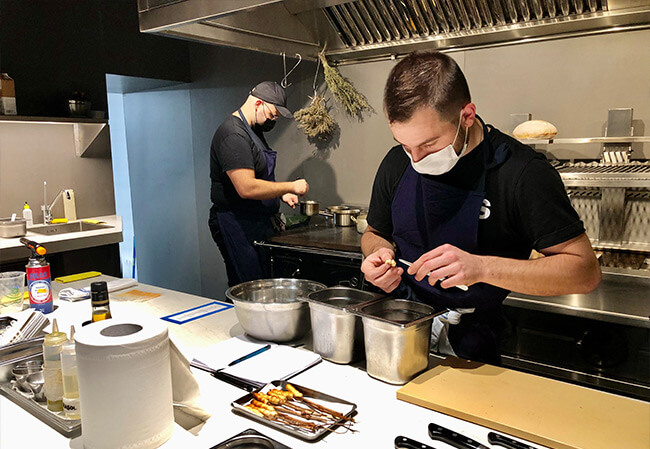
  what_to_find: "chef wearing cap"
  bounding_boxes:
[209,81,309,286]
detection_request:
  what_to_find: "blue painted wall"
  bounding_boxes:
[121,88,201,295]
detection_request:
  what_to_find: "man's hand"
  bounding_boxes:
[292,179,309,195]
[282,193,299,208]
[408,244,485,289]
[361,247,404,293]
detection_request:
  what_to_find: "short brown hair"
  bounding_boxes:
[384,51,471,124]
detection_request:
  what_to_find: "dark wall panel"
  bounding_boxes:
[0,0,191,117]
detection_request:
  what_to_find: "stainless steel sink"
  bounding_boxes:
[29,222,114,235]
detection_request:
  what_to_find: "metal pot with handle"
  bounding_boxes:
[299,200,320,216]
[321,206,361,227]
[351,213,368,234]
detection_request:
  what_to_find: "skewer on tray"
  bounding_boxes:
[243,383,355,434]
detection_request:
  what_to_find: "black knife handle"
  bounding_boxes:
[395,436,438,449]
[428,423,486,449]
[487,432,537,449]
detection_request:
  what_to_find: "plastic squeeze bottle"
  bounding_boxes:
[42,318,67,412]
[61,325,80,419]
[23,202,33,227]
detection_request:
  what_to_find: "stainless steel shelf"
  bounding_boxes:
[521,136,650,145]
[0,115,107,124]
[505,271,650,328]
[0,116,109,157]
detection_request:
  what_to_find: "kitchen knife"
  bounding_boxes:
[398,259,469,291]
[395,436,439,449]
[488,432,537,449]
[190,358,262,392]
[428,423,489,449]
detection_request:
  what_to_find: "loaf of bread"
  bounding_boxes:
[513,120,558,140]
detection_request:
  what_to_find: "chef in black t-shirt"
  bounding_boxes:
[361,52,601,364]
[209,81,309,286]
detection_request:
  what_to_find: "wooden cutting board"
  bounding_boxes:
[397,357,650,449]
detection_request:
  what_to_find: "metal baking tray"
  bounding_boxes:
[0,352,81,438]
[0,381,81,437]
[210,428,292,449]
[231,380,357,441]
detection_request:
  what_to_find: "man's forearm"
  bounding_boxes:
[361,229,394,257]
[479,253,600,296]
[243,179,294,200]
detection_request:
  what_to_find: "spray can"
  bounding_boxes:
[20,237,53,314]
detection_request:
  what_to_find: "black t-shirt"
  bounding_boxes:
[367,122,585,260]
[210,115,270,212]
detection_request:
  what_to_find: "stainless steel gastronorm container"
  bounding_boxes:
[0,218,26,238]
[225,278,326,343]
[351,299,440,384]
[305,287,384,364]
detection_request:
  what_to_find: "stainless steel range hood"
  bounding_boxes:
[138,0,650,63]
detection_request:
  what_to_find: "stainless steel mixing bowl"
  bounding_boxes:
[226,278,326,342]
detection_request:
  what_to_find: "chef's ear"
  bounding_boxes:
[460,103,477,128]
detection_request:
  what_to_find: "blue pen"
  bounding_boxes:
[227,344,272,367]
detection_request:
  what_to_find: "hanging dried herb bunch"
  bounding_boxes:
[294,95,336,141]
[318,52,371,117]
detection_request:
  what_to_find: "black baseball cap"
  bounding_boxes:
[250,81,293,118]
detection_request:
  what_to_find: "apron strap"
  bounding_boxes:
[476,119,510,193]
[237,108,270,152]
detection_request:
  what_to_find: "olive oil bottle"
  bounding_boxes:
[90,281,112,322]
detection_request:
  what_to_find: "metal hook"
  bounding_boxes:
[280,52,302,88]
[312,55,321,97]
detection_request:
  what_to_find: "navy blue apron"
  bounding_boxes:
[391,119,509,363]
[214,110,280,284]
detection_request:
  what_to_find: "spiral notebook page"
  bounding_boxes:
[193,337,322,386]
[221,345,322,385]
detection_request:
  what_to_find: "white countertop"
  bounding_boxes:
[0,276,548,449]
[0,215,123,262]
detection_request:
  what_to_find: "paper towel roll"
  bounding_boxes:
[75,317,174,449]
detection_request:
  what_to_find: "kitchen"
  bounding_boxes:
[1,0,650,448]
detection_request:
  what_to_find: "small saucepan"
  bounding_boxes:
[321,206,361,227]
[299,200,320,216]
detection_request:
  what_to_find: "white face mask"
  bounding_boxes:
[404,111,469,176]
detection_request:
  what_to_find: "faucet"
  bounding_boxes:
[41,181,65,225]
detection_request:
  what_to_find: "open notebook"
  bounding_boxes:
[192,337,322,389]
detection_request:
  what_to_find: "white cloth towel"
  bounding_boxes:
[59,278,138,302]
